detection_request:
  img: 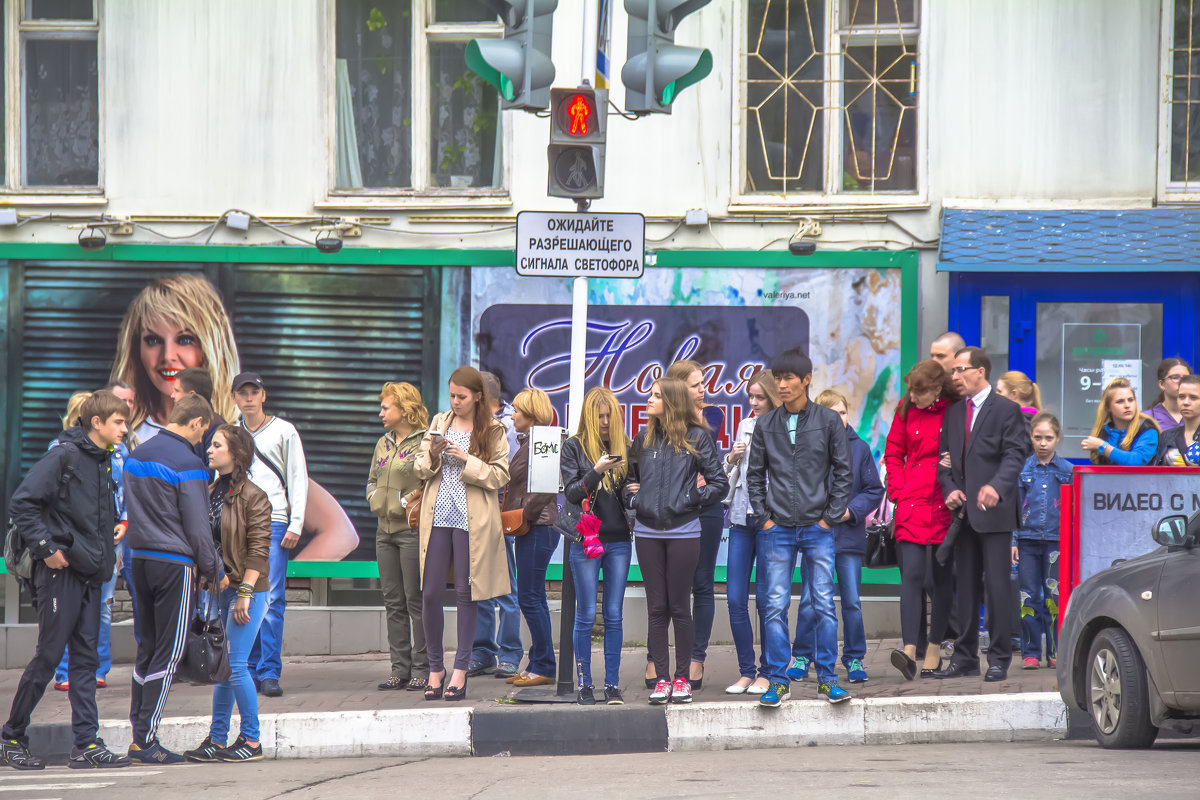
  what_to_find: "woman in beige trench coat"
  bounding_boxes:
[415,366,511,701]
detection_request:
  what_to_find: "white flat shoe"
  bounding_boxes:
[746,679,770,695]
[725,681,750,695]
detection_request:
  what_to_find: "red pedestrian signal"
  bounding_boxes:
[548,87,607,200]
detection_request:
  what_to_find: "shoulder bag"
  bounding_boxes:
[178,589,231,686]
[864,491,898,569]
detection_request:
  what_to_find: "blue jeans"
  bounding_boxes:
[758,524,837,685]
[56,565,116,682]
[210,587,269,743]
[514,525,557,676]
[794,552,866,664]
[726,521,768,679]
[120,540,140,644]
[249,522,289,682]
[472,537,523,666]
[1017,540,1059,661]
[569,539,632,688]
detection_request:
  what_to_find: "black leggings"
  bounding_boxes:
[690,503,725,663]
[637,536,701,681]
[422,527,478,674]
[897,539,953,650]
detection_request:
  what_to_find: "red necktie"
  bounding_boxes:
[963,398,974,455]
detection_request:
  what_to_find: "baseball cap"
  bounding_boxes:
[232,372,265,391]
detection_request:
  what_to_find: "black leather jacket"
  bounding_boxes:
[623,425,728,531]
[746,401,852,528]
[560,437,631,543]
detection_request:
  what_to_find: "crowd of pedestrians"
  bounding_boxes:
[5,318,1194,768]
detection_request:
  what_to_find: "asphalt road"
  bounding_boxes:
[9,740,1198,800]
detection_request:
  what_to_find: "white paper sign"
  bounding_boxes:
[527,425,565,494]
[516,211,645,278]
[1100,358,1142,400]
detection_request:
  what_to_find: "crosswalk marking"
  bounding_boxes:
[0,782,115,791]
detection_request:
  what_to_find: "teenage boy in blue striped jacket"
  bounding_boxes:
[123,394,222,765]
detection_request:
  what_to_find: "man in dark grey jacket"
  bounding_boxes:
[123,394,221,765]
[747,348,852,708]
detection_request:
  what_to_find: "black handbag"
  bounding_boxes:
[178,589,231,685]
[864,494,898,569]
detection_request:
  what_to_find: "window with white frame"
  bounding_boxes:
[1165,0,1200,196]
[4,0,100,189]
[741,0,920,199]
[334,0,503,193]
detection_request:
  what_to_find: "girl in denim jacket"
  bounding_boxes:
[1011,412,1073,669]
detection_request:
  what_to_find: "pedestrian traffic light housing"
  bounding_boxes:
[622,0,712,114]
[548,87,607,200]
[465,0,557,111]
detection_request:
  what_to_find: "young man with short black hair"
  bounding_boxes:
[746,347,853,708]
[123,394,223,764]
[233,372,308,698]
[2,391,130,770]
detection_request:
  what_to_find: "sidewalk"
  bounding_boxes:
[6,640,1068,760]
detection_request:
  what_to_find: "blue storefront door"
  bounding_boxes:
[948,272,1198,453]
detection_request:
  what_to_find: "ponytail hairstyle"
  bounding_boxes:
[998,370,1041,410]
[645,378,704,455]
[574,387,629,494]
[1151,358,1192,407]
[448,366,497,462]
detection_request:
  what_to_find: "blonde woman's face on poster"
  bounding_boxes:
[140,320,204,399]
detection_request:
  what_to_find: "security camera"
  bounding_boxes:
[78,227,107,251]
[788,239,816,256]
[315,228,343,254]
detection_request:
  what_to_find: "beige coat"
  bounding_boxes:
[414,411,511,601]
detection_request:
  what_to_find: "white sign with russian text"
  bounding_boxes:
[516,211,645,278]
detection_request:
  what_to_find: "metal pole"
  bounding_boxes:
[581,0,599,86]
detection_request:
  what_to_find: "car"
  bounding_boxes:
[1057,511,1200,748]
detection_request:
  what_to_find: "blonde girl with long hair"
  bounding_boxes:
[722,370,780,695]
[995,371,1041,420]
[110,274,240,439]
[625,378,728,705]
[560,387,633,704]
[1081,378,1160,465]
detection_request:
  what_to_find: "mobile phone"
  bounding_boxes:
[603,454,623,463]
[429,432,444,443]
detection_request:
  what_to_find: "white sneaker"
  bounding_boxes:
[670,677,692,704]
[648,678,672,705]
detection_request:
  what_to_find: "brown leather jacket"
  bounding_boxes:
[215,478,272,592]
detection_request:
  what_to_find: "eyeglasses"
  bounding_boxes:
[950,365,983,375]
[1164,374,1188,383]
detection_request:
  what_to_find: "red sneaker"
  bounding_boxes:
[1022,656,1039,670]
[670,677,693,703]
[96,678,107,688]
[1048,658,1057,668]
[53,681,69,691]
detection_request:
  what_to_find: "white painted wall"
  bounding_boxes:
[12,0,1169,291]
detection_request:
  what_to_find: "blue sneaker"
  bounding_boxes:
[127,740,185,765]
[846,659,869,683]
[786,656,811,681]
[819,680,851,704]
[759,681,791,708]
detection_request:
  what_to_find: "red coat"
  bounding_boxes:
[883,398,951,545]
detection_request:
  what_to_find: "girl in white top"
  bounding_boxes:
[722,370,781,695]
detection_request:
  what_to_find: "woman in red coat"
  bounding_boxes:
[883,359,959,680]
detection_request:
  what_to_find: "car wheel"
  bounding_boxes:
[1086,627,1158,749]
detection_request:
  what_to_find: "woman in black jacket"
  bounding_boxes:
[625,378,728,705]
[561,387,632,705]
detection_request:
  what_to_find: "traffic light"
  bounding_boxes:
[621,0,712,114]
[548,87,607,200]
[465,1,557,111]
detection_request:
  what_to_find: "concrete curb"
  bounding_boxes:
[29,693,1067,760]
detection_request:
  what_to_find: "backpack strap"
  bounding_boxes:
[240,419,288,493]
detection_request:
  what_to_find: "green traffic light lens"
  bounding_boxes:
[659,49,713,106]
[465,40,517,101]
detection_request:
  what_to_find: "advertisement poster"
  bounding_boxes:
[472,265,902,568]
[1060,323,1142,438]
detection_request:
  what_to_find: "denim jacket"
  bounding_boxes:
[1012,454,1074,546]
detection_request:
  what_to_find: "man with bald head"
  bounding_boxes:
[930,332,967,374]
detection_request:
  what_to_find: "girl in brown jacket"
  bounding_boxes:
[414,367,511,701]
[185,424,271,763]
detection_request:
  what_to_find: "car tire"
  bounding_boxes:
[1085,627,1158,749]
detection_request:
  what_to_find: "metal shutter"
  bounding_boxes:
[228,263,440,559]
[10,261,207,485]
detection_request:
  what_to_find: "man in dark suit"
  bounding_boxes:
[934,347,1031,682]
